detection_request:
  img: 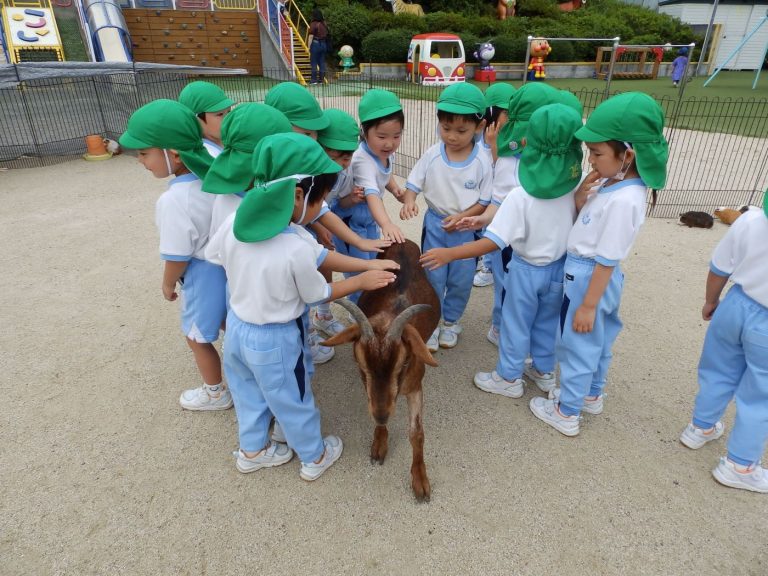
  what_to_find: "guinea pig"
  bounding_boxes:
[679,211,714,228]
[714,207,742,225]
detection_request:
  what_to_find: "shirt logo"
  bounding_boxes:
[570,163,581,179]
[581,211,591,225]
[464,180,477,189]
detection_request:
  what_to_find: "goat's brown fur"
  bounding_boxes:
[322,240,440,501]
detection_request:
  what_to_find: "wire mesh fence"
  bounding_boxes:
[1,65,766,216]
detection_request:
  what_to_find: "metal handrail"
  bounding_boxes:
[285,0,310,48]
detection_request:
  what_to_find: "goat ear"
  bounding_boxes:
[320,324,360,347]
[402,324,438,367]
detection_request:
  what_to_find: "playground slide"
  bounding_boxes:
[1,5,66,63]
[83,0,131,62]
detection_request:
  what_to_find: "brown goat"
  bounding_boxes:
[322,240,440,501]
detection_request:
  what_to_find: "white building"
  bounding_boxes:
[658,0,768,70]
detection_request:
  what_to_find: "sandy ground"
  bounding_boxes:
[2,155,767,576]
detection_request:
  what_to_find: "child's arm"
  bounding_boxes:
[420,238,498,271]
[318,211,392,253]
[702,270,729,321]
[575,170,601,213]
[162,261,188,301]
[572,264,614,333]
[367,194,405,243]
[399,189,419,220]
[443,202,486,232]
[309,221,335,249]
[486,121,501,164]
[326,270,396,301]
[386,175,405,202]
[456,203,499,231]
[338,186,365,208]
[322,251,400,274]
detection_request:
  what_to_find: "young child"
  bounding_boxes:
[205,133,397,478]
[119,99,230,411]
[420,104,583,397]
[401,83,493,350]
[679,192,768,493]
[178,81,235,157]
[529,92,669,437]
[671,47,689,87]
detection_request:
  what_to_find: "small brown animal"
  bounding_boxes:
[322,240,440,501]
[679,211,713,228]
[714,207,743,225]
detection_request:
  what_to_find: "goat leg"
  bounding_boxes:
[407,389,430,502]
[370,425,389,464]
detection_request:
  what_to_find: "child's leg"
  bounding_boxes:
[344,205,378,303]
[422,209,449,314]
[442,235,476,323]
[491,247,512,331]
[588,270,624,398]
[496,256,539,381]
[187,339,222,384]
[528,258,565,375]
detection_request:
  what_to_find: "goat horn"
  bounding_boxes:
[385,304,432,343]
[334,298,374,341]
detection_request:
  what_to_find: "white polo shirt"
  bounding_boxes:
[210,192,244,237]
[352,141,392,198]
[202,139,223,158]
[567,178,647,266]
[328,167,355,203]
[710,209,768,307]
[155,173,215,261]
[485,185,577,265]
[491,155,521,206]
[205,217,331,324]
[405,142,492,216]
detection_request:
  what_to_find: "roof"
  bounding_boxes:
[411,33,462,40]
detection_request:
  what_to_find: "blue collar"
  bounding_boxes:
[170,173,199,184]
[598,177,645,194]
[361,141,391,173]
[440,141,479,168]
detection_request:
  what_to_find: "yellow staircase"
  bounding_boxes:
[284,1,317,85]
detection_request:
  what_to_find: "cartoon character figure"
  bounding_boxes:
[338,45,355,71]
[496,0,516,20]
[527,37,551,81]
[474,42,495,70]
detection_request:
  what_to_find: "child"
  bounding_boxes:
[420,104,583,397]
[671,47,689,87]
[119,99,230,411]
[401,83,493,350]
[529,92,669,437]
[264,82,330,140]
[205,133,397,478]
[178,81,235,157]
[679,191,768,493]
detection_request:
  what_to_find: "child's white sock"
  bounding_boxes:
[204,382,222,395]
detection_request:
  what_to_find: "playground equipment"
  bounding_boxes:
[704,11,767,90]
[407,33,465,85]
[595,46,664,80]
[82,0,131,61]
[1,1,65,63]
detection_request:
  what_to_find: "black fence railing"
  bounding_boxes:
[1,66,766,217]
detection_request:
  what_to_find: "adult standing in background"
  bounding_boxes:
[308,9,328,85]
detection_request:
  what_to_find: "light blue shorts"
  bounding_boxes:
[180,258,227,343]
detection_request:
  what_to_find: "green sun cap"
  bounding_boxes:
[763,189,767,219]
[118,99,214,179]
[178,81,235,114]
[559,90,583,117]
[575,92,668,189]
[358,89,403,124]
[234,133,342,243]
[264,82,329,131]
[437,83,486,116]
[317,108,360,152]
[202,103,292,194]
[519,104,584,200]
[484,83,516,110]
[497,83,561,158]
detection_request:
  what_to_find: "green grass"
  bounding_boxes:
[53,8,89,62]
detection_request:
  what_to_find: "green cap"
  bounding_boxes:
[264,82,329,131]
[437,83,485,116]
[178,81,235,114]
[519,104,584,200]
[317,108,360,152]
[497,83,562,158]
[575,92,668,189]
[119,99,214,180]
[202,103,292,194]
[764,189,767,219]
[559,90,583,117]
[358,89,402,124]
[484,83,516,110]
[234,133,342,243]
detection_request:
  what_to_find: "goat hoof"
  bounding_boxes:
[370,456,385,465]
[412,477,431,502]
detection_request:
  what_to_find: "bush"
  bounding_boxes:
[517,0,561,19]
[369,11,396,30]
[392,12,429,34]
[423,11,471,33]
[458,31,481,60]
[361,28,418,62]
[325,1,374,56]
[428,0,493,16]
[488,35,528,62]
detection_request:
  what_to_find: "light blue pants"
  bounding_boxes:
[180,258,227,343]
[421,208,477,324]
[496,254,564,381]
[691,285,768,466]
[491,246,512,331]
[223,311,324,463]
[331,201,379,303]
[556,254,624,417]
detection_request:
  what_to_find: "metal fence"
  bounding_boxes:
[1,66,766,216]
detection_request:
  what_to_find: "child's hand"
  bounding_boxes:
[400,201,419,220]
[388,183,405,202]
[420,248,453,271]
[162,282,178,302]
[441,214,463,232]
[702,300,718,321]
[381,223,405,244]
[455,215,487,231]
[368,258,400,272]
[576,170,602,200]
[356,238,392,253]
[572,304,596,333]
[358,270,396,291]
[486,121,501,157]
[350,186,365,205]
[311,223,335,250]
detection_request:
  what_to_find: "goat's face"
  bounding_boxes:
[353,337,410,425]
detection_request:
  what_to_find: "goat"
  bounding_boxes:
[322,240,440,501]
[714,207,743,225]
[679,211,713,228]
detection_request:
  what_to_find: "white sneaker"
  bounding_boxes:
[680,421,724,449]
[712,457,768,493]
[311,341,335,364]
[438,321,462,348]
[426,327,439,352]
[548,388,603,415]
[300,435,343,481]
[529,397,580,436]
[312,312,346,336]
[473,270,494,287]
[474,371,524,398]
[234,441,294,474]
[271,420,287,444]
[179,385,233,411]
[524,364,556,393]
[487,325,499,347]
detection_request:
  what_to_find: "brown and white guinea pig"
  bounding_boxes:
[714,207,742,225]
[679,211,714,228]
